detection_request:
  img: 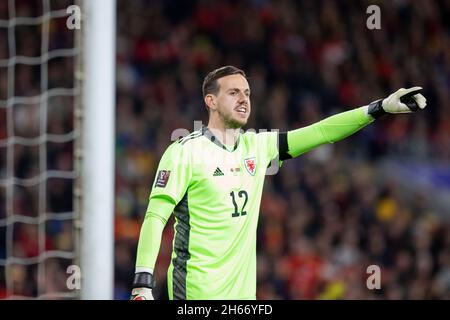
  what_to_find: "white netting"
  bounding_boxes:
[0,0,80,299]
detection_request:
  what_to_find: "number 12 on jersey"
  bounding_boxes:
[230,190,248,217]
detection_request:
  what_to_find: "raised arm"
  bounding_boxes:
[279,87,427,160]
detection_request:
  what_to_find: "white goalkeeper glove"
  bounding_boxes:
[368,86,427,118]
[131,287,154,300]
[130,272,155,300]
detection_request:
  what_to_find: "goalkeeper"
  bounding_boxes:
[131,66,427,300]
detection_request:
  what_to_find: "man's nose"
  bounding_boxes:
[238,92,248,102]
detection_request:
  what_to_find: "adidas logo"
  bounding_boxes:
[213,167,224,176]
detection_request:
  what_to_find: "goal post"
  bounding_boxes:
[79,0,116,300]
[0,0,116,300]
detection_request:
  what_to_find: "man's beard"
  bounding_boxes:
[218,109,246,129]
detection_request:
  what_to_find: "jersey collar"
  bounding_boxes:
[201,126,240,152]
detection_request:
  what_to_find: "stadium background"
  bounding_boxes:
[1,0,450,299]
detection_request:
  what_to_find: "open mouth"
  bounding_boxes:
[235,106,247,114]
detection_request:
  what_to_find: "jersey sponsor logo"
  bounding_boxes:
[230,167,241,176]
[230,167,240,172]
[213,167,224,176]
[155,170,171,187]
[244,157,256,176]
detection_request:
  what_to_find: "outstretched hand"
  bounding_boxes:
[382,86,427,113]
[367,87,427,119]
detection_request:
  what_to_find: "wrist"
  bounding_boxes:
[133,272,156,289]
[367,98,386,119]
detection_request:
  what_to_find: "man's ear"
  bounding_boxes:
[204,94,217,111]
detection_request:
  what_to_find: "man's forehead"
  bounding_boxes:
[218,74,249,90]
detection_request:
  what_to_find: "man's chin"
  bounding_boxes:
[227,119,247,129]
[221,113,249,129]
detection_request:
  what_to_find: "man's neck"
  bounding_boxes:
[206,120,241,147]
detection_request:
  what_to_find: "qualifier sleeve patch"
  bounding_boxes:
[155,170,171,188]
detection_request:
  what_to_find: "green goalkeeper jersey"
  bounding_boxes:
[153,126,278,300]
[135,106,374,300]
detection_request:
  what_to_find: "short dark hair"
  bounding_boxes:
[202,66,246,97]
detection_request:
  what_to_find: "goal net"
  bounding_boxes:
[0,0,81,299]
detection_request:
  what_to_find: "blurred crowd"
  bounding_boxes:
[0,0,449,299]
[114,0,450,300]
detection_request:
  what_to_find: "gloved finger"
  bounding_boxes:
[401,86,423,99]
[400,87,423,111]
[394,88,406,95]
[413,93,427,109]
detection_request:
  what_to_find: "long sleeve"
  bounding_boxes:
[283,106,374,159]
[135,196,176,270]
[135,141,192,270]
